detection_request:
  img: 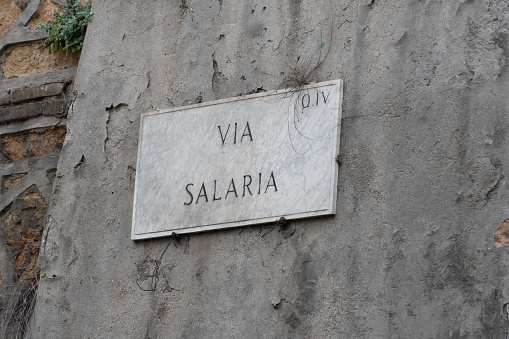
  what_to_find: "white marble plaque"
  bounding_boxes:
[132,80,343,240]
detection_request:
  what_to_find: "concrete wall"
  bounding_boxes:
[31,0,509,338]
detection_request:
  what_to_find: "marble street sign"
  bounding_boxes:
[132,79,343,240]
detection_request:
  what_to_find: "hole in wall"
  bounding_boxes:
[494,219,509,247]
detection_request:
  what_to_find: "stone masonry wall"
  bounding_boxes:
[0,0,78,336]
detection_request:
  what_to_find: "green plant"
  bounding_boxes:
[38,0,93,53]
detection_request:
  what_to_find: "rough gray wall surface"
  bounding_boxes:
[31,0,509,338]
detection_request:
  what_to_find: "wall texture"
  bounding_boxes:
[0,1,78,337]
[30,0,509,338]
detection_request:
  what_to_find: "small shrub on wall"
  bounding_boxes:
[38,0,93,53]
